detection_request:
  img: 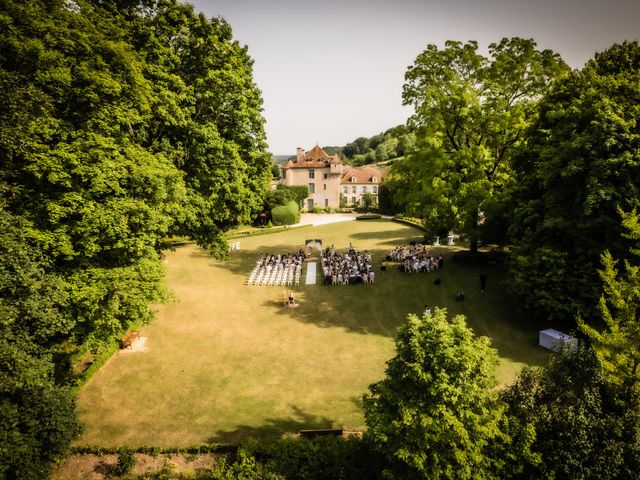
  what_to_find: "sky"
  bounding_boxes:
[187,0,640,155]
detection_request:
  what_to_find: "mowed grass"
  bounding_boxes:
[76,219,549,447]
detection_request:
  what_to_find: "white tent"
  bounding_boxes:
[539,328,578,352]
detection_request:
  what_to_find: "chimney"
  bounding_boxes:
[296,147,305,162]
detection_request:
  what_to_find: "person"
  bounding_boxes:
[288,292,295,305]
[381,260,387,273]
[423,304,432,316]
[479,273,487,293]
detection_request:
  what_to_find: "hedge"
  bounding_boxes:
[271,200,300,226]
[356,214,382,220]
[391,216,426,231]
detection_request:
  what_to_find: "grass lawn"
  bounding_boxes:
[76,219,549,447]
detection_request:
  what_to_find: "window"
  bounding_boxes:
[351,197,356,204]
[371,176,377,183]
[351,176,356,183]
[323,173,328,179]
[373,185,378,194]
[351,186,356,194]
[308,169,314,179]
[323,184,327,191]
[308,183,315,193]
[361,186,367,194]
[325,199,329,207]
[343,186,348,194]
[281,170,287,179]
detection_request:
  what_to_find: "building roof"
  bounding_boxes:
[341,165,386,184]
[281,145,342,169]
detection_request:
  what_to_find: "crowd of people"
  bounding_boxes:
[387,244,443,273]
[321,244,375,285]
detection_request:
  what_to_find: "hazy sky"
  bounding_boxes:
[187,0,639,154]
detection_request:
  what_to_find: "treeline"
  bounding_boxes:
[0,0,270,477]
[387,38,640,327]
[325,125,416,166]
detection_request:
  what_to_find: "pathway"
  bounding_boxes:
[305,262,317,285]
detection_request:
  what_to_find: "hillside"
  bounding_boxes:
[336,124,416,166]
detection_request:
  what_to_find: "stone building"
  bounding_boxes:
[280,145,386,210]
[340,165,385,207]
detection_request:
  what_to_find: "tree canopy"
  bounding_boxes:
[0,0,269,475]
[363,308,504,479]
[391,38,568,251]
[509,41,640,322]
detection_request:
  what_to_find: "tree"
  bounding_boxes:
[579,208,640,401]
[0,336,81,480]
[393,38,568,252]
[361,192,376,210]
[266,185,309,211]
[502,345,640,479]
[362,308,505,479]
[509,41,640,322]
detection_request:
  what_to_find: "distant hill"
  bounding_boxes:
[272,125,416,167]
[271,155,293,164]
[338,124,416,167]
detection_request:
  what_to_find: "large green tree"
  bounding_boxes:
[509,41,640,322]
[362,308,508,479]
[0,0,270,473]
[393,38,568,251]
[0,208,81,479]
[502,345,640,479]
[579,208,640,401]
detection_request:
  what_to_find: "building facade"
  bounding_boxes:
[340,165,384,207]
[280,145,385,210]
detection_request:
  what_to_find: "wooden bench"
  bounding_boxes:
[299,428,344,439]
[121,330,140,349]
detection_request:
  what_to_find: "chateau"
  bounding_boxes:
[279,145,385,210]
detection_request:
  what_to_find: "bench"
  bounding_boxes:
[121,330,140,349]
[299,428,344,439]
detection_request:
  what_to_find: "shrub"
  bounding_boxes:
[271,201,299,226]
[242,436,383,480]
[312,206,323,214]
[356,214,381,220]
[114,447,136,476]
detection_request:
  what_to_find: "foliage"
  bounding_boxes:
[578,208,640,401]
[115,447,136,477]
[362,308,505,479]
[208,450,283,480]
[271,162,282,179]
[392,38,569,251]
[265,185,309,211]
[0,336,81,480]
[271,200,299,226]
[242,436,383,480]
[0,0,269,474]
[377,181,401,215]
[361,192,377,210]
[502,345,640,479]
[340,125,416,166]
[356,214,382,220]
[509,41,640,322]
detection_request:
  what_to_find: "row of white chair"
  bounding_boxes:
[247,264,301,287]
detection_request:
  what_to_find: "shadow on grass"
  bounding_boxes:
[182,229,549,372]
[207,405,335,443]
[349,229,424,242]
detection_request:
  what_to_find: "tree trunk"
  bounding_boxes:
[469,235,478,254]
[469,209,479,254]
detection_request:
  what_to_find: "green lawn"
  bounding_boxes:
[76,219,549,447]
